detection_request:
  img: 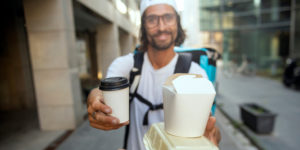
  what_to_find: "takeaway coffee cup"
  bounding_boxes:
[99,77,129,123]
[163,74,216,137]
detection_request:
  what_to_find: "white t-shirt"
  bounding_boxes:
[106,52,207,150]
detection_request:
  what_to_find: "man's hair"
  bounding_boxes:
[138,12,186,51]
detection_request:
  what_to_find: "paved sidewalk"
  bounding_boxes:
[0,110,65,150]
[56,109,252,150]
[217,71,300,150]
[56,121,126,150]
[216,109,257,150]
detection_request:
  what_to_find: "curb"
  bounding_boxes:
[217,105,266,150]
[45,130,74,150]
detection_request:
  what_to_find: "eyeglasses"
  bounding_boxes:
[144,13,176,28]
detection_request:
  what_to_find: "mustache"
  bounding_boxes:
[153,31,172,37]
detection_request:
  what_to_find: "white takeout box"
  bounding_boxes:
[163,73,216,137]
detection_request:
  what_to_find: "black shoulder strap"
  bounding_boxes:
[134,51,144,70]
[124,51,144,149]
[129,51,144,85]
[174,53,192,73]
[124,52,192,149]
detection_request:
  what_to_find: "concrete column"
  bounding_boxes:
[290,0,300,58]
[96,23,121,77]
[24,0,84,130]
[119,31,134,55]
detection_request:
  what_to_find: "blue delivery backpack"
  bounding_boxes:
[123,47,220,148]
[174,47,221,115]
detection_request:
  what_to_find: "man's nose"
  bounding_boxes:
[157,17,167,30]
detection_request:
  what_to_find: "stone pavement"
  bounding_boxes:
[0,93,254,150]
[216,109,257,150]
[0,110,65,150]
[56,121,126,150]
[217,71,300,150]
[56,108,254,150]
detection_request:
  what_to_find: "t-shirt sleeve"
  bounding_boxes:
[188,62,208,78]
[106,53,134,79]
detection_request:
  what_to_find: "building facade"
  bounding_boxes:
[0,0,139,131]
[199,0,296,76]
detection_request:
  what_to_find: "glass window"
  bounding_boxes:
[234,15,258,27]
[261,10,290,23]
[297,0,300,7]
[294,8,300,54]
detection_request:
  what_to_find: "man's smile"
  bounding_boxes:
[156,33,171,41]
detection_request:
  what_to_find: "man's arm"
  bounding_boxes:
[87,53,134,130]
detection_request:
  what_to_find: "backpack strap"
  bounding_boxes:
[130,52,193,125]
[123,51,144,149]
[174,53,192,73]
[123,52,192,149]
[129,51,144,101]
[135,94,164,125]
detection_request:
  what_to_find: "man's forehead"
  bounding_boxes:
[144,4,176,16]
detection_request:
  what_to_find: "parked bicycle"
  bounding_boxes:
[237,55,256,76]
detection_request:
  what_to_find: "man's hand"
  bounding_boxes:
[204,116,221,146]
[87,88,129,130]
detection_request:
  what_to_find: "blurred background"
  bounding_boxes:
[0,0,299,150]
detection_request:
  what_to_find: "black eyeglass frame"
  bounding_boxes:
[144,13,177,29]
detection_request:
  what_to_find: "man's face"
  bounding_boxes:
[144,4,178,50]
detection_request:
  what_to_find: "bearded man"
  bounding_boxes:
[87,0,221,149]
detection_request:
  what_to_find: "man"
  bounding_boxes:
[87,0,221,149]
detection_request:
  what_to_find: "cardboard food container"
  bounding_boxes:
[143,123,219,150]
[163,74,216,137]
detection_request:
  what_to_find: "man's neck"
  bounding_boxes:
[147,46,176,70]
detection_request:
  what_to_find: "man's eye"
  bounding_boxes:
[164,14,174,21]
[147,16,157,23]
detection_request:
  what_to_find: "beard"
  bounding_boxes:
[149,31,175,51]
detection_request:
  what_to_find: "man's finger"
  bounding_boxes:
[89,117,128,130]
[215,127,221,145]
[206,116,216,131]
[87,105,96,116]
[90,122,117,131]
[94,111,115,123]
[94,112,119,124]
[88,111,129,126]
[91,99,112,114]
[120,120,130,126]
[88,115,118,127]
[87,89,101,104]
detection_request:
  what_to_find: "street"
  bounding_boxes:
[217,70,300,150]
[4,71,298,150]
[56,109,251,150]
